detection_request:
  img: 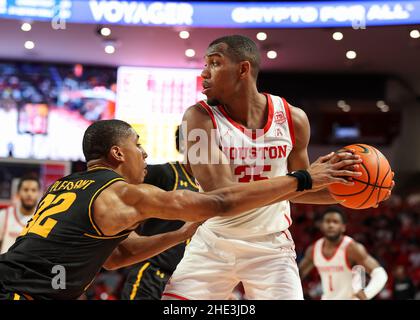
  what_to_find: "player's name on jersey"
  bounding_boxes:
[317,265,346,272]
[49,179,96,193]
[222,145,288,160]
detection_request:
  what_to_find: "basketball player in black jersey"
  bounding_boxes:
[0,119,362,299]
[121,127,199,300]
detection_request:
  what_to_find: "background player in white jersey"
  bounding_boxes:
[162,35,393,300]
[299,207,388,300]
[0,176,41,253]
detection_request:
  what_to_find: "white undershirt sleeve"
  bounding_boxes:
[364,267,388,300]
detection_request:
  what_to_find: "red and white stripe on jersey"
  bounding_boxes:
[198,100,218,129]
[282,97,295,146]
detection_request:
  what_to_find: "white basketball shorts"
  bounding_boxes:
[162,225,304,300]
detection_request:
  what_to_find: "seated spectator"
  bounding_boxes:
[393,265,416,300]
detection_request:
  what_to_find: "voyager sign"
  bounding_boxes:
[0,0,419,28]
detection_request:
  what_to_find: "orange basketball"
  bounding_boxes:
[327,144,393,209]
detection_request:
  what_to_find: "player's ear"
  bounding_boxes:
[239,61,251,79]
[109,145,124,162]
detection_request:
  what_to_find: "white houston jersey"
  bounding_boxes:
[313,236,355,299]
[197,93,295,238]
[0,206,32,254]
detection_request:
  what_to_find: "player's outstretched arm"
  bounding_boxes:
[130,152,361,220]
[183,104,360,197]
[94,152,362,236]
[103,222,201,270]
[298,245,315,280]
[347,241,388,300]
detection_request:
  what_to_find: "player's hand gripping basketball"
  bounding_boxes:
[328,145,395,209]
[307,151,363,190]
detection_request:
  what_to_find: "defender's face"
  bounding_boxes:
[201,43,241,106]
[18,180,41,211]
[120,129,148,184]
[321,212,346,241]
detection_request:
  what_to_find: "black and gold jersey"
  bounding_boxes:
[121,161,198,300]
[0,168,130,300]
[134,161,198,272]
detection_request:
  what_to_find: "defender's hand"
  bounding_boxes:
[178,221,203,240]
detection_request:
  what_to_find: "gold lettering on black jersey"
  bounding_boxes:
[50,179,96,192]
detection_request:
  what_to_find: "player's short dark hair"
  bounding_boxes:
[322,206,347,224]
[82,120,133,162]
[17,175,41,191]
[208,35,261,78]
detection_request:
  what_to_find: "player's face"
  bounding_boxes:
[201,43,241,106]
[120,129,148,184]
[321,212,346,241]
[18,180,41,211]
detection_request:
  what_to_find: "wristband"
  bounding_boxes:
[286,170,312,191]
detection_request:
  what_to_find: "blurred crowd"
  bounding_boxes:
[84,194,419,300]
[0,62,116,121]
[0,62,117,160]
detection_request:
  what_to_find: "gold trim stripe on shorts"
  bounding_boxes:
[130,262,151,300]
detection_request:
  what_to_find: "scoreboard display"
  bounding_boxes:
[116,66,204,164]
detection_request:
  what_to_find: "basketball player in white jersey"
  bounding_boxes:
[299,207,388,300]
[162,35,393,300]
[0,176,41,253]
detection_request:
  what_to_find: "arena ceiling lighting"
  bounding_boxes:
[179,30,190,39]
[256,32,267,41]
[1,1,420,29]
[267,50,277,59]
[185,48,195,57]
[377,100,391,112]
[337,100,347,108]
[380,105,390,112]
[20,22,31,31]
[410,29,420,38]
[332,32,343,41]
[100,27,111,36]
[342,105,351,112]
[104,44,115,54]
[346,50,357,60]
[24,40,34,49]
